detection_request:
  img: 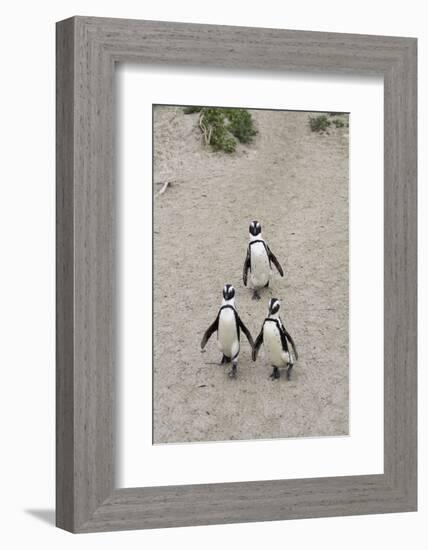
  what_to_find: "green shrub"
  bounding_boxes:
[309,115,331,133]
[224,108,257,144]
[183,106,202,114]
[310,113,349,133]
[184,106,257,153]
[332,118,345,128]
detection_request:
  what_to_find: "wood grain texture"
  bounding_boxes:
[56,16,417,532]
[56,18,75,532]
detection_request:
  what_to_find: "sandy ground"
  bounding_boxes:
[153,106,349,444]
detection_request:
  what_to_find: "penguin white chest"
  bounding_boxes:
[263,321,289,367]
[217,309,239,359]
[250,242,270,288]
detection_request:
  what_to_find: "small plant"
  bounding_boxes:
[309,115,331,133]
[183,106,202,114]
[332,118,345,128]
[309,113,349,133]
[184,106,257,153]
[225,108,257,144]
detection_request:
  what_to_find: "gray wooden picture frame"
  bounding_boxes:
[56,16,417,533]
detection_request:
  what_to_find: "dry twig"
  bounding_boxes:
[158,181,170,195]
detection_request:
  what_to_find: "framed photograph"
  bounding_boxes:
[150,104,350,446]
[56,17,417,532]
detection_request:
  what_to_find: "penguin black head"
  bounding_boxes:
[268,298,281,315]
[249,220,262,237]
[223,284,235,301]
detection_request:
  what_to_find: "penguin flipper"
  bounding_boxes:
[237,314,254,349]
[282,326,298,360]
[200,316,219,349]
[243,247,250,286]
[267,245,284,277]
[252,325,264,361]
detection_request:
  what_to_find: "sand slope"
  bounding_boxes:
[153,107,349,444]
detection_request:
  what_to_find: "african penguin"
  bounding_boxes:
[243,221,284,300]
[200,284,254,378]
[252,298,298,380]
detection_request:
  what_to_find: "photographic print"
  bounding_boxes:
[153,104,349,444]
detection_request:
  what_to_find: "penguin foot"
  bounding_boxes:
[252,290,261,301]
[286,364,294,380]
[270,366,280,380]
[228,365,237,379]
